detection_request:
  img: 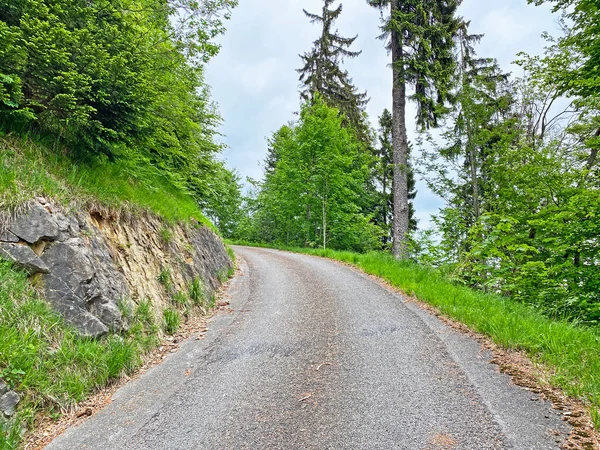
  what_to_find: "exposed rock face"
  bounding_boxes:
[0,390,19,418]
[0,199,232,338]
[0,243,49,274]
[0,378,19,418]
[9,202,61,244]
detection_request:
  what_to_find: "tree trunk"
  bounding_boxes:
[322,181,327,250]
[390,1,409,259]
[382,158,388,246]
[469,143,480,222]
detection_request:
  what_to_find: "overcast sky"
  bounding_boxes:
[205,0,560,228]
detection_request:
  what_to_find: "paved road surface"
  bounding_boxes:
[47,246,569,449]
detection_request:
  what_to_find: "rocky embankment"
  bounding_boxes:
[0,198,232,339]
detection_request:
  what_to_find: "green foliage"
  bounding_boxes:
[189,277,206,307]
[422,57,600,324]
[163,309,180,335]
[367,0,461,258]
[298,0,369,140]
[368,0,461,129]
[0,416,21,450]
[172,291,189,308]
[238,98,381,251]
[591,407,600,431]
[226,245,236,263]
[0,0,239,226]
[159,227,173,245]
[529,0,600,98]
[0,127,211,225]
[157,267,173,293]
[0,367,25,390]
[369,108,417,248]
[0,260,173,447]
[217,266,234,283]
[202,166,245,238]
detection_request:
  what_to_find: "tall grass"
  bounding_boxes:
[0,261,161,449]
[0,133,209,225]
[232,243,600,420]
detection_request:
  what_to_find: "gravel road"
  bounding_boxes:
[46,246,570,449]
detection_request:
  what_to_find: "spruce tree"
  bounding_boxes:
[373,109,417,247]
[298,0,369,139]
[367,0,461,258]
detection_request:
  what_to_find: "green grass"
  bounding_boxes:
[172,291,190,308]
[163,309,180,335]
[0,262,164,449]
[189,277,206,308]
[0,133,210,225]
[231,242,600,423]
[157,267,173,293]
[225,245,236,263]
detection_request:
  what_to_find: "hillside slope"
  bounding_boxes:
[0,135,234,449]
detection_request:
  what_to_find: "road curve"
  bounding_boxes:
[46,246,569,449]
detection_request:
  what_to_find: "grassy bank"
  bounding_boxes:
[0,132,226,448]
[0,255,226,449]
[0,260,155,449]
[231,242,600,427]
[0,133,208,225]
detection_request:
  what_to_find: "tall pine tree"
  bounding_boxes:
[298,0,369,139]
[367,0,461,258]
[373,108,417,247]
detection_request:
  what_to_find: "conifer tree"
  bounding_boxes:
[367,0,461,258]
[373,108,417,247]
[451,22,511,224]
[298,0,369,139]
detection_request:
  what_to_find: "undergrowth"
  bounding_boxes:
[230,242,600,427]
[0,261,158,449]
[0,133,210,225]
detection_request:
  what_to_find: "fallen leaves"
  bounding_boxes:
[297,393,312,402]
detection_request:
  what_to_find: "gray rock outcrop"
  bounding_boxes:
[1,200,128,337]
[0,198,232,339]
[0,243,49,274]
[0,390,19,418]
[9,202,60,244]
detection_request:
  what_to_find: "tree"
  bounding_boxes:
[529,0,599,99]
[522,1,600,176]
[367,0,461,258]
[201,165,244,238]
[253,97,380,251]
[298,0,369,139]
[0,0,239,224]
[371,108,416,247]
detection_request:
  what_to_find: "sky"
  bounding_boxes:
[205,0,561,228]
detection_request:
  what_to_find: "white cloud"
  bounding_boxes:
[233,58,280,94]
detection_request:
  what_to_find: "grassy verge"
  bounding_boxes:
[0,252,235,449]
[0,133,209,225]
[230,242,600,426]
[0,260,171,450]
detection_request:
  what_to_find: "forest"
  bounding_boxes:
[225,0,600,326]
[0,1,599,325]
